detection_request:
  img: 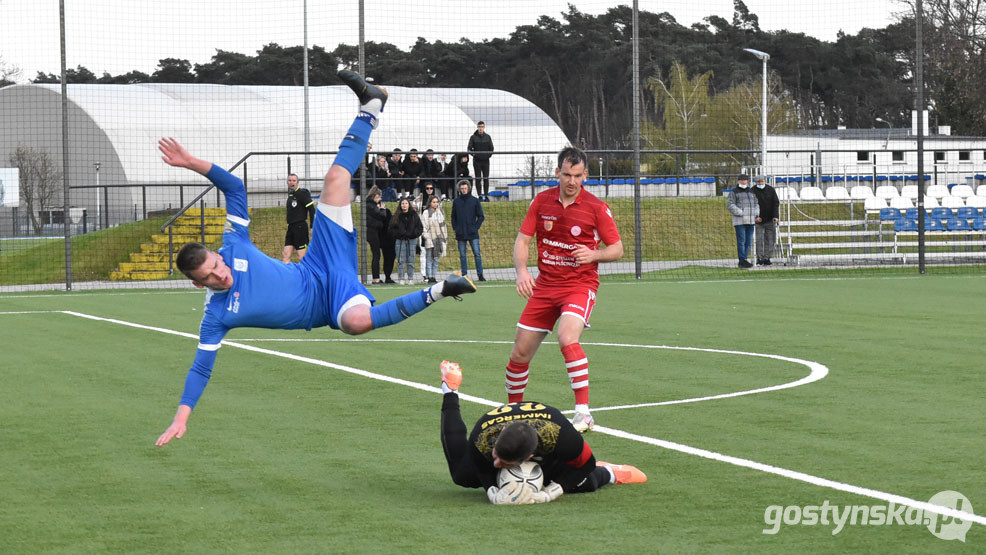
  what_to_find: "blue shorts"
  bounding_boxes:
[302,210,374,329]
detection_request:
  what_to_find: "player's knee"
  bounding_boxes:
[339,305,373,335]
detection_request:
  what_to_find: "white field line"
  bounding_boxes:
[22,310,983,527]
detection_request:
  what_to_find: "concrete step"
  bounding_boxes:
[172,216,226,226]
[118,261,171,272]
[140,243,171,254]
[183,207,227,217]
[131,253,176,263]
[150,233,221,245]
[170,224,226,235]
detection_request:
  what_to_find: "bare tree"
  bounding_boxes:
[9,146,62,235]
[0,55,22,87]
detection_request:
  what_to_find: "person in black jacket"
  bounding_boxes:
[444,153,471,200]
[388,149,405,198]
[281,173,316,263]
[365,186,395,284]
[467,121,494,201]
[402,149,425,199]
[451,179,485,281]
[422,149,445,196]
[752,175,780,265]
[389,198,424,284]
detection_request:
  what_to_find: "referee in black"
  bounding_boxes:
[281,173,316,263]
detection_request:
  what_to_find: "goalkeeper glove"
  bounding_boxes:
[516,481,564,504]
[486,482,527,505]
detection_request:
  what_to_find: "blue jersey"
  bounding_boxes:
[180,165,366,408]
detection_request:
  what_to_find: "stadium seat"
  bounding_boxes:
[890,175,902,182]
[905,207,928,220]
[611,178,627,185]
[894,219,918,232]
[950,184,974,199]
[926,184,949,199]
[966,196,986,209]
[977,185,986,197]
[940,195,965,209]
[973,218,986,231]
[945,218,972,231]
[846,175,859,182]
[824,186,850,200]
[776,187,798,201]
[879,207,901,220]
[850,185,875,200]
[775,177,788,184]
[865,197,889,212]
[900,185,918,200]
[799,186,825,201]
[639,178,652,185]
[955,206,980,220]
[651,178,666,184]
[930,207,952,220]
[889,196,913,210]
[924,196,941,208]
[926,219,945,231]
[875,185,900,200]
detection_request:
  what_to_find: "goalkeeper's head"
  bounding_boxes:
[492,422,538,468]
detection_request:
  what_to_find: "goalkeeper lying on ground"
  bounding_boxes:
[438,361,646,505]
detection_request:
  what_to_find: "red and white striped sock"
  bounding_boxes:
[561,343,589,406]
[505,359,529,403]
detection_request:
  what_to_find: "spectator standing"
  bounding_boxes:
[468,121,494,201]
[420,196,448,283]
[281,173,315,263]
[422,149,445,197]
[445,153,471,197]
[451,179,486,281]
[365,185,394,284]
[752,175,779,266]
[402,149,424,198]
[388,149,405,198]
[370,154,396,201]
[390,198,423,285]
[727,174,759,268]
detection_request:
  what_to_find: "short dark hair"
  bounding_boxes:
[288,173,299,179]
[176,242,210,280]
[477,121,485,126]
[494,422,539,463]
[557,146,588,170]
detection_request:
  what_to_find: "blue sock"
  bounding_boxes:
[332,116,374,175]
[370,289,431,329]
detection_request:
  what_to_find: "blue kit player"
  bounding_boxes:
[156,70,476,446]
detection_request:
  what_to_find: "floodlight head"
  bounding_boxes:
[743,48,770,61]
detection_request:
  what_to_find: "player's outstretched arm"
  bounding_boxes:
[159,137,213,176]
[156,404,192,446]
[513,232,535,298]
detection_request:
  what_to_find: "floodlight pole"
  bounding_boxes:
[94,162,100,230]
[875,117,892,150]
[743,48,770,178]
[303,0,310,178]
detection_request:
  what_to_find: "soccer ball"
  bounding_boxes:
[497,461,544,493]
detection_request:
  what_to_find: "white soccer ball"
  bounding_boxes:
[497,461,544,493]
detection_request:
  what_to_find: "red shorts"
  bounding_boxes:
[517,284,597,333]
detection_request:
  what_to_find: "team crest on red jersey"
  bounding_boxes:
[544,221,553,231]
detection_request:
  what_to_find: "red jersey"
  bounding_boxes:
[519,186,621,289]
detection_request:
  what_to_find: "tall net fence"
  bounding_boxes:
[2,0,985,290]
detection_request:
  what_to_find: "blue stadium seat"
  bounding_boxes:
[973,218,986,231]
[931,207,953,220]
[612,178,626,185]
[956,207,979,220]
[860,175,874,182]
[833,176,844,182]
[879,207,901,220]
[875,175,888,182]
[639,178,652,185]
[894,219,918,232]
[651,178,665,184]
[678,177,692,184]
[584,179,599,185]
[945,218,972,231]
[904,207,927,219]
[821,176,832,183]
[704,177,716,184]
[791,176,803,183]
[776,177,788,183]
[546,180,559,186]
[889,175,902,182]
[926,219,945,231]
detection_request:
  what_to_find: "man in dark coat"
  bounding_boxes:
[450,179,486,281]
[467,121,494,201]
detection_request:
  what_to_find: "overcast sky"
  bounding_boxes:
[1,0,904,82]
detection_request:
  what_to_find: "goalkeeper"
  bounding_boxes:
[438,361,646,505]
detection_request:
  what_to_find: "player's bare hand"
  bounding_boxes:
[515,270,536,299]
[155,421,186,446]
[158,137,194,169]
[572,245,597,265]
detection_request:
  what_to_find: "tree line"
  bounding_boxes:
[13,1,986,146]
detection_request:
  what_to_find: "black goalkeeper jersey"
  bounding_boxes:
[286,188,315,225]
[468,401,595,490]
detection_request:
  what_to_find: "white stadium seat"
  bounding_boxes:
[950,184,975,199]
[850,185,874,200]
[941,195,965,208]
[799,186,825,201]
[965,195,986,209]
[926,185,949,199]
[923,196,940,208]
[900,185,918,200]
[824,186,850,200]
[889,196,913,209]
[875,185,900,200]
[864,197,888,212]
[776,187,799,201]
[977,185,986,197]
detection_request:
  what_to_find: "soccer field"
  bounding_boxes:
[0,275,982,553]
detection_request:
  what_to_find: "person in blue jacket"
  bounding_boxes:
[451,179,486,281]
[155,70,476,447]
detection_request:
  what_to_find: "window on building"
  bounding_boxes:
[892,151,904,162]
[856,151,869,162]
[934,151,945,162]
[958,151,970,161]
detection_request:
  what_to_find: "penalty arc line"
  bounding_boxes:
[48,310,986,526]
